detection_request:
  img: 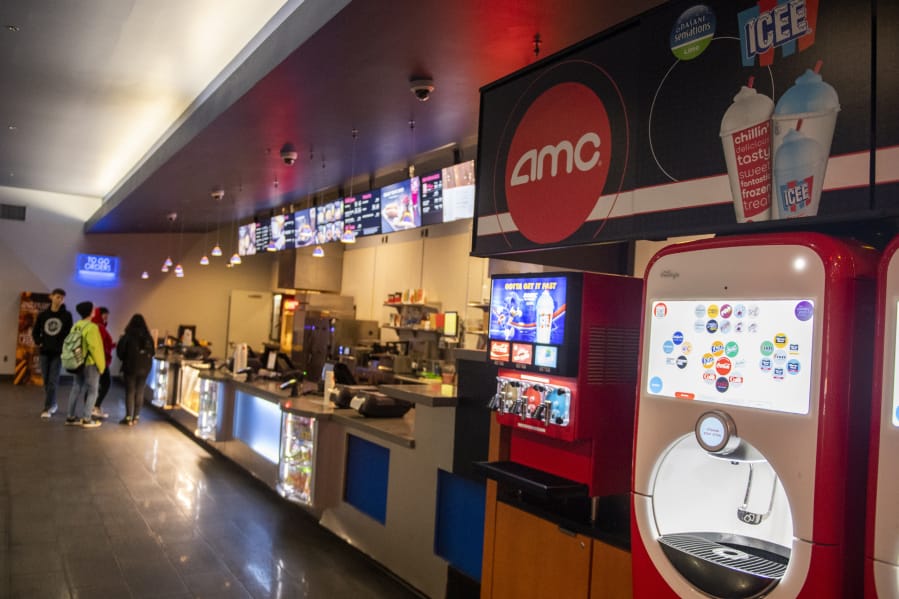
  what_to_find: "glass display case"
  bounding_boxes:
[277,413,317,506]
[178,362,205,416]
[195,378,219,440]
[150,357,172,408]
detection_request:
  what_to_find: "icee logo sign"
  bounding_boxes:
[505,82,612,244]
[738,0,818,67]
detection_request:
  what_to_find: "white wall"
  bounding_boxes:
[0,185,276,376]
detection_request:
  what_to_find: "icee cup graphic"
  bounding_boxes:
[720,80,774,222]
[772,63,840,219]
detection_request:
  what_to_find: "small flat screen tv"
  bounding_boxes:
[381,178,421,232]
[420,170,444,226]
[293,208,317,247]
[645,299,816,415]
[487,272,582,376]
[238,223,256,256]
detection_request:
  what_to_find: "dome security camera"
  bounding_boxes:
[210,189,224,201]
[166,212,178,223]
[410,78,435,102]
[280,143,298,165]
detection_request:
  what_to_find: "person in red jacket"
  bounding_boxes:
[91,307,115,419]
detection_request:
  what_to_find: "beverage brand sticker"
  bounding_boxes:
[649,377,664,393]
[794,300,814,321]
[654,302,668,317]
[774,333,788,347]
[670,4,716,61]
[734,304,746,318]
[789,343,800,354]
[672,331,684,345]
[702,353,715,368]
[715,357,733,375]
[787,359,801,374]
[676,355,689,369]
[778,176,814,213]
[715,376,730,393]
[707,304,720,318]
[720,320,733,334]
[760,340,775,356]
[738,0,818,67]
[706,320,719,333]
[720,304,733,319]
[663,340,675,354]
[725,341,740,357]
[711,340,725,356]
[681,341,693,355]
[695,305,707,318]
[728,373,744,388]
[695,320,707,333]
[703,371,716,383]
[748,305,760,318]
[760,357,772,372]
[773,349,788,363]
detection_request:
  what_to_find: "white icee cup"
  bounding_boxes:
[720,86,774,223]
[771,108,838,219]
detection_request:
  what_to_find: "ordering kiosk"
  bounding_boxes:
[867,236,899,598]
[631,233,876,598]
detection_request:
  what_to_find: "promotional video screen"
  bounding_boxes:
[293,208,316,247]
[381,178,421,233]
[441,160,475,222]
[238,223,256,256]
[645,299,816,415]
[270,214,292,251]
[488,275,572,374]
[893,302,899,427]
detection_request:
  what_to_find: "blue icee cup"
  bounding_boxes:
[773,129,825,219]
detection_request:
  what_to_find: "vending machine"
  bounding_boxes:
[866,236,899,598]
[632,233,876,599]
[484,271,642,500]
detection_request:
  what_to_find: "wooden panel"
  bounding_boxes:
[491,502,591,599]
[590,540,632,599]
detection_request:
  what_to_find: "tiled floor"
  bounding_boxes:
[0,382,424,599]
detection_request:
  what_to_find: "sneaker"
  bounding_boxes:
[128,418,137,427]
[91,407,109,420]
[119,417,131,425]
[49,405,58,415]
[64,417,80,426]
[40,410,51,420]
[81,419,101,429]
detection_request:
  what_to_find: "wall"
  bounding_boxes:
[0,185,276,376]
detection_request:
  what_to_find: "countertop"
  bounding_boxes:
[380,384,458,408]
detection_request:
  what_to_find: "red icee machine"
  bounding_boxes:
[867,236,899,598]
[480,271,642,515]
[632,233,876,599]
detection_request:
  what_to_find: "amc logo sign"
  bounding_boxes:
[505,82,612,244]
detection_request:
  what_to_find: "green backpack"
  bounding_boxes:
[61,322,86,373]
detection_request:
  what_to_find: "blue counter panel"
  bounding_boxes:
[435,469,485,581]
[233,391,281,463]
[344,435,389,524]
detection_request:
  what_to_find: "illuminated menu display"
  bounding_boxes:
[442,160,475,222]
[343,191,382,238]
[316,200,343,244]
[645,299,816,415]
[238,223,256,256]
[420,171,443,226]
[293,208,316,247]
[381,178,420,232]
[893,302,899,426]
[270,214,291,251]
[254,217,271,253]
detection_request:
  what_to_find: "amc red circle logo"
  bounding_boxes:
[504,82,612,244]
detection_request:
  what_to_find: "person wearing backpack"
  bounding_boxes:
[31,288,73,419]
[63,301,106,428]
[116,313,154,426]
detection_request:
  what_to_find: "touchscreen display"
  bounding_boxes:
[645,299,815,415]
[893,302,899,426]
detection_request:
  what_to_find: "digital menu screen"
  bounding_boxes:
[381,178,421,233]
[343,191,382,237]
[293,208,316,247]
[254,217,271,253]
[441,160,475,222]
[645,299,816,415]
[420,170,444,226]
[893,302,899,426]
[270,214,291,251]
[238,223,256,256]
[488,275,575,375]
[316,200,343,244]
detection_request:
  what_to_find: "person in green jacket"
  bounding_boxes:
[64,301,107,428]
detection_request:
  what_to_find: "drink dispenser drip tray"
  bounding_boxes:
[475,461,588,501]
[658,532,789,599]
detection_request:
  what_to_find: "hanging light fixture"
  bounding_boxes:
[162,211,176,272]
[211,189,224,257]
[141,271,149,280]
[230,252,242,265]
[341,128,359,244]
[312,245,325,258]
[200,255,210,266]
[174,202,186,278]
[313,156,327,257]
[174,264,185,277]
[200,212,211,265]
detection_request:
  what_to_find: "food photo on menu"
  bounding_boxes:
[380,178,421,233]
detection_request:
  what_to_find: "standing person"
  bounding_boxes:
[32,288,73,419]
[91,307,115,419]
[116,313,154,426]
[64,301,106,428]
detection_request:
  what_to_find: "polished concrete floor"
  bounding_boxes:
[0,382,423,599]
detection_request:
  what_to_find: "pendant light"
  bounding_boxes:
[341,128,359,244]
[199,212,211,265]
[141,271,149,280]
[173,201,186,278]
[211,189,224,257]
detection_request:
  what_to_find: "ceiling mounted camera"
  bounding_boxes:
[166,212,178,222]
[210,188,224,201]
[280,142,298,165]
[410,78,435,102]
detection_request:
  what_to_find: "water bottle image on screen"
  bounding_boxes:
[536,289,554,344]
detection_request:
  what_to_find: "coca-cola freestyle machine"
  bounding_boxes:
[632,233,876,598]
[867,237,899,598]
[484,271,642,507]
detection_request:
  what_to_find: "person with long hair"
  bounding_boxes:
[115,313,155,425]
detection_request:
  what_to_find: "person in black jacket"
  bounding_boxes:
[116,313,155,425]
[31,288,73,419]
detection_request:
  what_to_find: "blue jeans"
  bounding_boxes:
[38,353,62,410]
[66,365,100,421]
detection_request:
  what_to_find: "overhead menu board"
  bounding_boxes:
[381,178,421,233]
[344,191,382,238]
[293,208,317,247]
[442,160,475,222]
[420,170,444,226]
[270,214,292,251]
[238,223,256,256]
[316,200,344,244]
[254,216,271,253]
